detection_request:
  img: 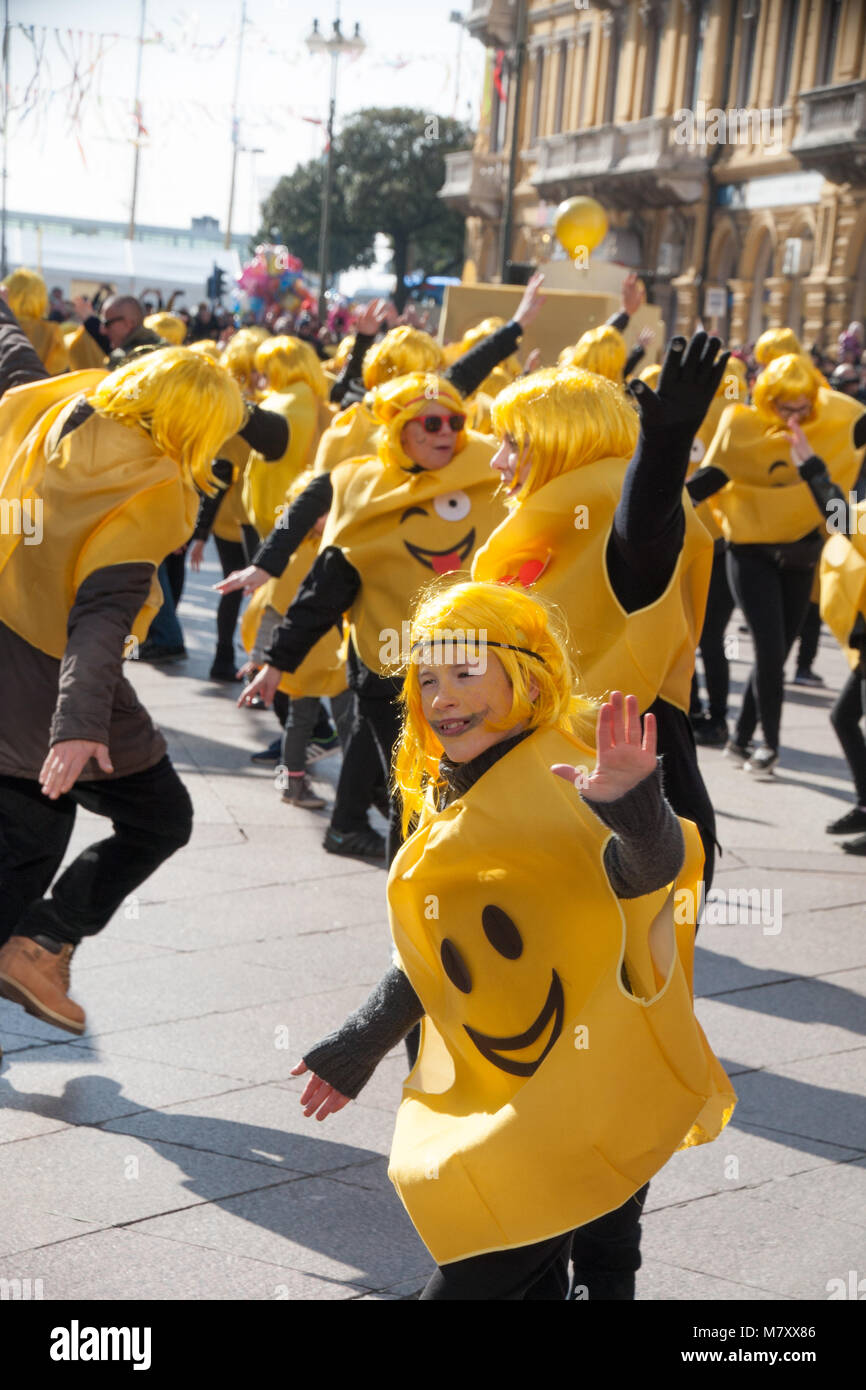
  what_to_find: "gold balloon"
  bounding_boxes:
[554,197,609,258]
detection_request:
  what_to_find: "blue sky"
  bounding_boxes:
[9,0,486,232]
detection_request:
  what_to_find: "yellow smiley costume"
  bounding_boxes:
[472,368,712,717]
[0,351,244,658]
[385,587,734,1265]
[243,337,334,537]
[820,499,866,670]
[313,400,381,475]
[212,432,253,544]
[702,356,865,544]
[320,373,506,674]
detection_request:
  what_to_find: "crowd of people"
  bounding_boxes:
[0,259,864,1300]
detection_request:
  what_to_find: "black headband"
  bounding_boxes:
[410,639,548,666]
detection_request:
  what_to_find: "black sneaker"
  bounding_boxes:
[792,670,825,688]
[841,833,866,855]
[724,740,751,766]
[250,738,282,764]
[323,827,385,860]
[827,806,866,835]
[693,717,728,748]
[137,641,187,664]
[209,656,239,682]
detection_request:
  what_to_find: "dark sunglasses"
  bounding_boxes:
[415,413,465,434]
[101,315,127,328]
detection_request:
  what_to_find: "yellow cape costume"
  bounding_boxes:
[20,316,69,375]
[472,462,712,716]
[820,500,866,670]
[703,394,865,544]
[321,433,506,674]
[387,727,735,1264]
[313,400,381,475]
[0,373,198,658]
[241,532,347,699]
[243,384,332,536]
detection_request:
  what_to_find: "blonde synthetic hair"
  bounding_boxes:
[491,367,639,503]
[754,327,802,367]
[3,267,48,321]
[460,317,522,382]
[186,338,222,361]
[394,579,592,835]
[221,326,271,390]
[753,353,821,423]
[367,371,467,472]
[90,346,245,494]
[255,335,328,399]
[558,325,627,382]
[362,326,443,390]
[329,334,356,374]
[144,312,187,345]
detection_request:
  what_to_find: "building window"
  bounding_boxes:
[689,1,709,112]
[530,49,544,143]
[816,0,842,86]
[773,0,800,108]
[736,0,761,109]
[603,19,621,125]
[553,42,568,134]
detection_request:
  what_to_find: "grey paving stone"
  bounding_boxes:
[728,1050,866,1152]
[695,970,866,1072]
[0,1226,362,1300]
[100,1082,396,1173]
[636,1259,784,1302]
[641,1187,864,1299]
[741,1156,866,1231]
[0,1043,250,1129]
[0,1203,102,1259]
[134,1173,432,1289]
[0,1127,300,1227]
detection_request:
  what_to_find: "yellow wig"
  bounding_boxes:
[558,325,627,382]
[491,366,639,503]
[754,327,802,366]
[186,338,222,361]
[255,335,328,399]
[394,579,592,834]
[2,267,48,321]
[143,312,188,345]
[460,317,522,382]
[90,346,245,494]
[368,371,467,473]
[753,353,821,424]
[327,333,356,375]
[221,326,271,391]
[362,326,443,390]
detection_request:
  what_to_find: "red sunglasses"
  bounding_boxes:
[414,413,466,434]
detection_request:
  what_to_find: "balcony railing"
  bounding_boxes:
[439,150,507,219]
[791,80,866,183]
[531,117,708,208]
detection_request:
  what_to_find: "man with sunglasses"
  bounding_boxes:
[73,293,165,368]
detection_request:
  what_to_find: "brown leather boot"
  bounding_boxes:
[0,935,86,1035]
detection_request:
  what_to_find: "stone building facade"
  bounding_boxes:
[440,0,866,348]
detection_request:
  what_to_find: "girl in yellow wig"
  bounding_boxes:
[0,323,243,1039]
[558,323,627,382]
[475,332,727,892]
[243,335,333,537]
[234,371,505,862]
[290,578,734,1299]
[1,267,69,375]
[221,325,270,395]
[691,350,866,776]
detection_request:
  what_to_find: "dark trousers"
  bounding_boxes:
[830,662,866,803]
[796,601,821,673]
[726,547,816,752]
[696,547,736,722]
[569,1181,650,1300]
[213,536,246,654]
[420,1230,573,1301]
[0,755,192,948]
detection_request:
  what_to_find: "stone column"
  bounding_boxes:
[825,276,857,346]
[671,274,699,335]
[728,279,753,346]
[801,277,829,347]
[763,276,792,328]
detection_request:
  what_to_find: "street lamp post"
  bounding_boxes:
[306,15,365,321]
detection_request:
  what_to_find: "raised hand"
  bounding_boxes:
[628,331,730,438]
[551,692,656,803]
[621,272,645,318]
[513,272,546,329]
[787,420,814,468]
[355,298,391,337]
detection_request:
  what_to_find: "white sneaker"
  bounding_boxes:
[744,747,778,779]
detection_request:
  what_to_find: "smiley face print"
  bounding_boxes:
[401,492,476,575]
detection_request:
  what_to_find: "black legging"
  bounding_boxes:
[796,601,821,673]
[830,661,866,804]
[726,545,816,752]
[696,546,735,723]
